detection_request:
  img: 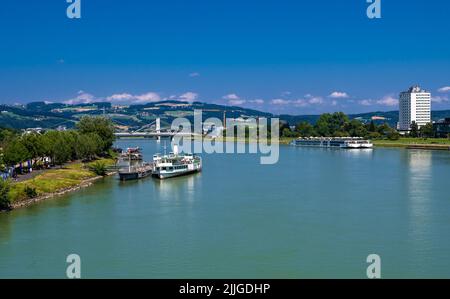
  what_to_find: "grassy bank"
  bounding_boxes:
[8,158,116,205]
[373,138,450,148]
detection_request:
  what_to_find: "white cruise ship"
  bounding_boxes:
[152,145,202,179]
[291,137,373,149]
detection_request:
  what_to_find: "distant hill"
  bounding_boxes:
[1,101,449,130]
[280,110,450,127]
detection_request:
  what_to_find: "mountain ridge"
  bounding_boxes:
[0,100,449,130]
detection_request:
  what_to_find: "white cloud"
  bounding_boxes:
[376,95,399,106]
[105,92,162,104]
[228,99,246,106]
[432,96,449,103]
[329,91,349,98]
[223,94,240,100]
[249,99,264,104]
[178,92,198,103]
[189,72,200,78]
[308,96,324,104]
[331,100,338,106]
[358,99,373,106]
[292,99,308,107]
[63,90,96,105]
[106,93,134,102]
[438,86,450,93]
[271,99,290,105]
[133,92,161,103]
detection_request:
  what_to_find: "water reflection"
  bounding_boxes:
[406,150,432,247]
[154,173,200,204]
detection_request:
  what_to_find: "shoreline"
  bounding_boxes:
[0,159,117,213]
[8,171,117,210]
[1,171,117,212]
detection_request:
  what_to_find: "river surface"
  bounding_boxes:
[1,139,450,278]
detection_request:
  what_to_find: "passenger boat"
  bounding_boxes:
[118,162,153,181]
[152,145,202,179]
[291,137,373,149]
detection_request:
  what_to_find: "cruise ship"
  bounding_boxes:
[291,137,373,149]
[152,145,202,179]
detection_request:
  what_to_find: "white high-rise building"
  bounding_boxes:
[398,85,431,131]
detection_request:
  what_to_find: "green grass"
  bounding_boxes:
[373,138,450,147]
[9,158,116,204]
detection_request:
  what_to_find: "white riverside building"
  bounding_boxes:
[398,85,431,131]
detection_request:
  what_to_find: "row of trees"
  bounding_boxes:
[281,112,400,140]
[0,116,115,171]
[408,122,435,138]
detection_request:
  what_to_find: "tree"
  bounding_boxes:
[345,119,367,137]
[77,116,115,152]
[41,131,70,167]
[3,139,30,168]
[52,135,71,167]
[76,133,102,161]
[410,121,419,138]
[368,121,376,133]
[295,122,316,137]
[315,113,332,136]
[0,179,11,210]
[419,123,434,138]
[314,112,350,137]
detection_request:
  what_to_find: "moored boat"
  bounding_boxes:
[291,137,373,149]
[118,162,153,181]
[152,145,202,179]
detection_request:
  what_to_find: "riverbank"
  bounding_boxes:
[4,158,117,211]
[200,136,450,149]
[193,136,295,145]
[372,138,450,149]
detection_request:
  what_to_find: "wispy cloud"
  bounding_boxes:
[106,93,134,102]
[228,99,246,105]
[432,95,449,103]
[376,95,398,106]
[249,99,264,105]
[223,94,246,105]
[308,96,324,104]
[438,86,450,93]
[271,99,291,105]
[177,92,198,103]
[189,72,200,78]
[63,90,96,105]
[329,91,349,98]
[107,92,161,103]
[358,99,373,106]
[223,94,240,100]
[271,95,324,107]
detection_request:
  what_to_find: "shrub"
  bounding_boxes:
[24,185,38,198]
[387,131,400,141]
[88,161,108,176]
[0,179,11,210]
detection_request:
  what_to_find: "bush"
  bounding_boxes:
[24,185,38,198]
[0,179,11,210]
[387,131,400,141]
[88,161,108,176]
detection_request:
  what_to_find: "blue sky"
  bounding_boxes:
[0,0,449,114]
